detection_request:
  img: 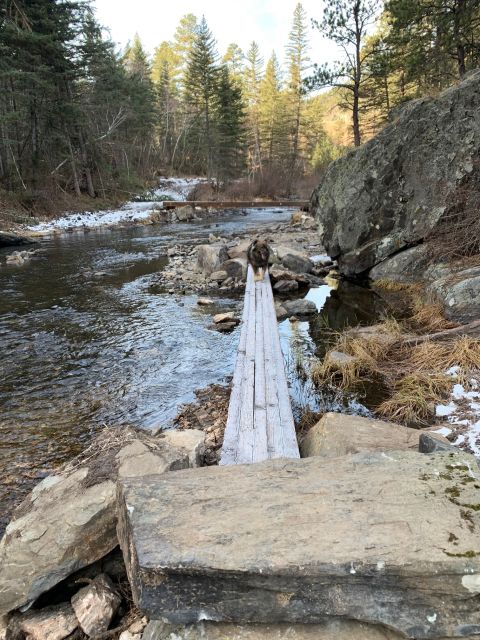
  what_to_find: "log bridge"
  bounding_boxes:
[220,264,300,464]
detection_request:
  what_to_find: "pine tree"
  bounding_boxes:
[286,3,310,174]
[243,41,264,176]
[258,53,288,168]
[184,16,219,177]
[223,43,245,84]
[213,66,246,184]
[307,0,381,147]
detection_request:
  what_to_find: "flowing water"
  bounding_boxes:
[0,205,386,533]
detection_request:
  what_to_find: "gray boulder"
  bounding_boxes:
[71,573,121,636]
[221,258,247,280]
[282,299,317,316]
[118,452,480,638]
[273,280,299,293]
[196,244,228,275]
[311,71,480,276]
[369,244,431,283]
[281,253,313,274]
[427,265,480,323]
[0,231,36,248]
[0,428,190,616]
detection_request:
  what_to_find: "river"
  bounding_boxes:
[0,203,386,533]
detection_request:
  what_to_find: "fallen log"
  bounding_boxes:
[401,319,480,346]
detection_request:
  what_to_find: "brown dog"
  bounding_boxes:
[247,239,270,281]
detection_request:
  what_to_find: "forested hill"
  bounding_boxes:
[1,0,480,216]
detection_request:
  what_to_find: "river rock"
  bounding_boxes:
[11,604,78,640]
[175,206,194,222]
[282,299,317,317]
[269,268,309,285]
[141,619,404,640]
[196,244,228,275]
[0,429,190,616]
[300,412,420,458]
[221,258,247,280]
[196,298,213,306]
[273,280,298,293]
[311,70,480,276]
[118,452,480,638]
[160,429,205,468]
[427,265,480,323]
[209,270,228,283]
[213,312,235,323]
[227,239,251,260]
[419,432,459,455]
[0,231,35,248]
[281,253,313,274]
[71,574,121,636]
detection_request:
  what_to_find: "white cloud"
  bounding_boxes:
[93,0,339,69]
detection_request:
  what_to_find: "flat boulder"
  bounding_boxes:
[227,239,251,260]
[300,412,420,458]
[0,428,190,616]
[281,253,313,274]
[117,452,480,638]
[10,604,78,640]
[196,244,228,275]
[273,280,298,293]
[282,298,317,317]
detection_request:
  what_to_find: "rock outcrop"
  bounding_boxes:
[0,231,36,248]
[311,71,480,277]
[118,452,480,638]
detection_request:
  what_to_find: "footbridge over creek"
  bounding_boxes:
[116,267,480,636]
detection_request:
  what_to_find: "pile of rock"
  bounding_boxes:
[0,426,206,640]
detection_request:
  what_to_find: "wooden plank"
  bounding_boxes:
[235,266,257,464]
[251,278,268,462]
[163,200,308,210]
[263,272,300,459]
[219,267,253,465]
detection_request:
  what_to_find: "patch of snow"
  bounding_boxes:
[27,176,207,234]
[434,426,452,437]
[436,371,480,458]
[435,402,456,417]
[446,366,460,376]
[310,253,331,264]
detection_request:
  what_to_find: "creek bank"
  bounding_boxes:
[0,230,36,248]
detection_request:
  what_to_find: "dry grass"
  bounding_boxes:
[312,303,480,427]
[406,302,458,334]
[376,372,452,426]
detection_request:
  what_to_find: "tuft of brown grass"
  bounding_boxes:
[407,301,458,334]
[372,279,423,294]
[409,337,480,379]
[376,372,452,427]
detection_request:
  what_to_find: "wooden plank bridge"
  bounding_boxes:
[163,199,309,210]
[220,265,300,465]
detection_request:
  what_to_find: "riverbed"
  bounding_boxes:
[0,204,386,533]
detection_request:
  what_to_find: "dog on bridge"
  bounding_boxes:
[247,239,270,282]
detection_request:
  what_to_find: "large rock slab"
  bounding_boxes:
[142,619,404,640]
[311,70,480,276]
[0,428,189,616]
[369,244,431,283]
[118,452,480,638]
[300,412,420,458]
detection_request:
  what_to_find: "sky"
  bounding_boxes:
[92,0,337,69]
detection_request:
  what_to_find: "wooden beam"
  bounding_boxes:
[162,200,308,210]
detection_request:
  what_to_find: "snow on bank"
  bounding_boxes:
[27,177,207,234]
[434,366,480,457]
